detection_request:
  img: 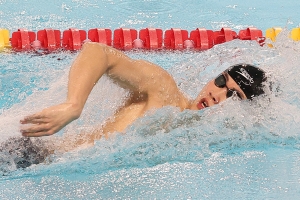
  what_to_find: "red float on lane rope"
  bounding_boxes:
[239,27,265,46]
[239,27,264,46]
[37,29,61,51]
[139,28,163,50]
[88,28,112,46]
[164,28,189,50]
[62,28,86,51]
[213,28,238,45]
[239,27,263,40]
[11,29,36,50]
[190,28,214,50]
[113,28,138,50]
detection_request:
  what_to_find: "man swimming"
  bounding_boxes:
[19,42,267,146]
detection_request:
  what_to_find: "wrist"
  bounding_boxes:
[64,102,83,120]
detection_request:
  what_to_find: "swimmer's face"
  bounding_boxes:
[190,73,247,110]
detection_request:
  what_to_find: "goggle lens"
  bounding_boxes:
[214,74,242,99]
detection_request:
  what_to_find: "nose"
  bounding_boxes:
[210,87,228,104]
[209,92,219,104]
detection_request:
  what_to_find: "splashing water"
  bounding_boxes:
[1,33,300,179]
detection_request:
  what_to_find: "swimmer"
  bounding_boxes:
[19,42,267,150]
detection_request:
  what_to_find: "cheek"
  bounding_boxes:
[219,93,228,102]
[203,81,216,93]
[196,81,214,97]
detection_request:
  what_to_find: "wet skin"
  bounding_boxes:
[191,73,247,110]
[19,43,247,151]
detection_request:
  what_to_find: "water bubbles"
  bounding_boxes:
[1,34,300,200]
[61,4,72,12]
[226,5,238,9]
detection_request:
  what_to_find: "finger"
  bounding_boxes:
[22,130,53,137]
[20,114,45,123]
[20,118,49,124]
[20,123,50,134]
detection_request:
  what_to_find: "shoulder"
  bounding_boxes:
[137,61,183,105]
[136,60,178,91]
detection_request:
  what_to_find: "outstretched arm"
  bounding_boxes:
[20,42,175,137]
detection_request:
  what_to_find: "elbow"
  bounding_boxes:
[82,42,107,52]
[80,42,111,68]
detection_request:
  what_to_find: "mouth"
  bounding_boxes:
[197,99,208,110]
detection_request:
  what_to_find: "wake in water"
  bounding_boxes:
[1,31,300,175]
[0,137,52,171]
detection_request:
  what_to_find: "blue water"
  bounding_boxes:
[1,0,300,199]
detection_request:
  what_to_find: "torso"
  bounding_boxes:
[100,89,188,138]
[93,57,191,139]
[101,101,147,137]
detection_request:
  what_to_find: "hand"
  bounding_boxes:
[20,103,81,137]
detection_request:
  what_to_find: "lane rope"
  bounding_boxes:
[0,27,299,52]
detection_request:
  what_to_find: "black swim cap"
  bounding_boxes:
[226,64,267,99]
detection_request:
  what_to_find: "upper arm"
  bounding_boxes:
[104,45,176,95]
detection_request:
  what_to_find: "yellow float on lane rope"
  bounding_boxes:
[290,27,300,41]
[266,27,282,41]
[265,27,282,47]
[0,29,11,51]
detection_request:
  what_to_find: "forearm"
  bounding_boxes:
[66,42,110,115]
[20,43,128,137]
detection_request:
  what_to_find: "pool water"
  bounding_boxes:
[1,0,300,199]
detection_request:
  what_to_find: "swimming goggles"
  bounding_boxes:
[214,73,242,99]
